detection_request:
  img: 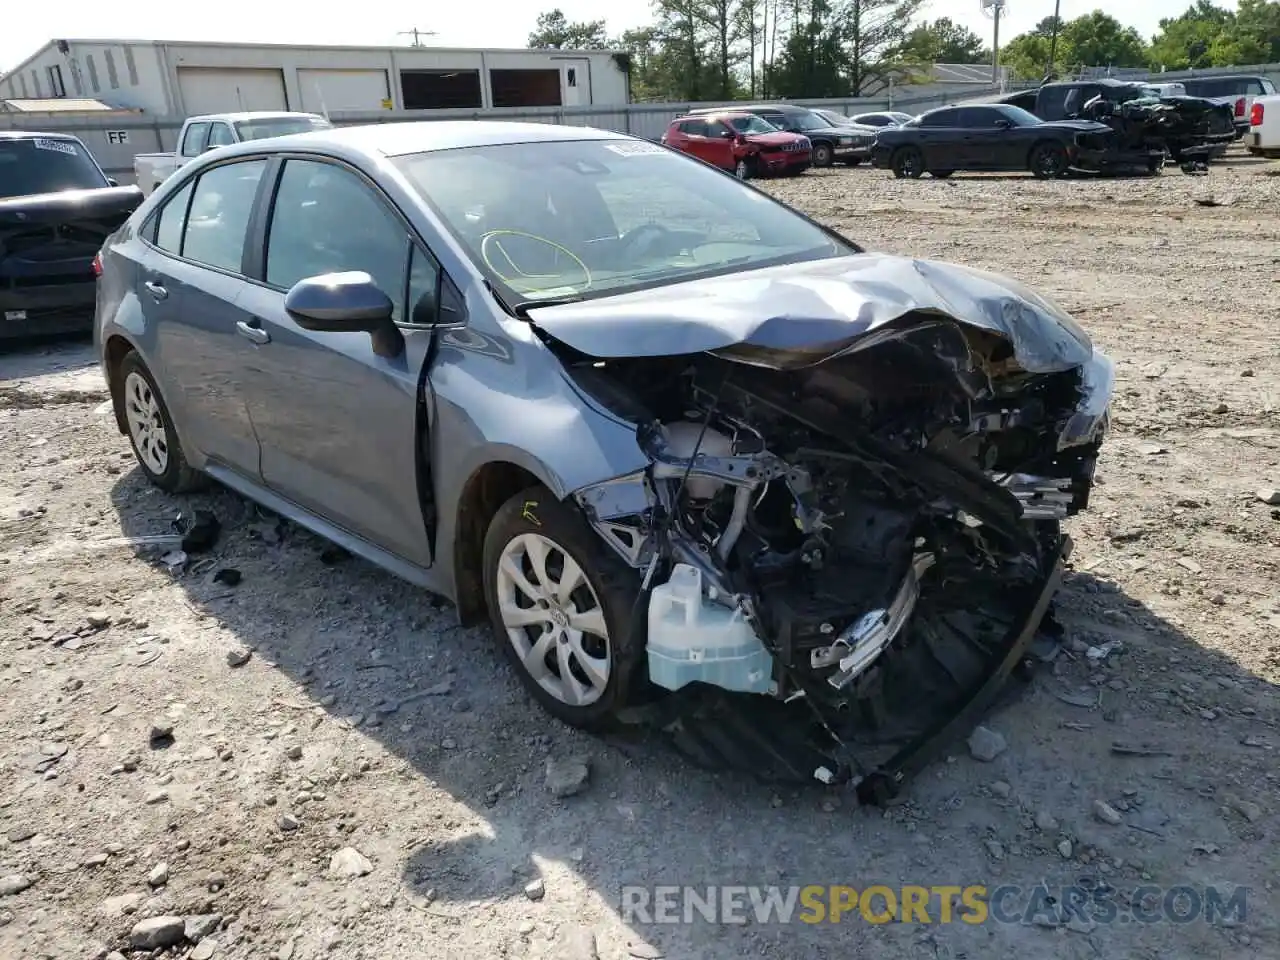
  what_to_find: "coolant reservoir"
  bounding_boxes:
[646,564,773,695]
[662,421,733,500]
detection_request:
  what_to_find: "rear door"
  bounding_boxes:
[140,158,271,476]
[232,156,437,568]
[917,108,963,168]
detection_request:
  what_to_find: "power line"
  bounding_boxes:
[397,27,438,48]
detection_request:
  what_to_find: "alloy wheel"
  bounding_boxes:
[124,371,169,475]
[495,532,611,707]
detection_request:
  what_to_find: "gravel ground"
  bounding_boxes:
[2,152,1279,960]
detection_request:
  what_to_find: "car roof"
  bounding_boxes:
[690,103,807,114]
[0,130,83,142]
[1183,74,1266,81]
[673,111,756,121]
[204,120,632,162]
[187,111,326,123]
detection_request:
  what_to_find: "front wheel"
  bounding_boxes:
[811,143,835,167]
[482,486,644,729]
[1030,141,1068,179]
[930,169,955,179]
[891,147,924,179]
[733,157,753,180]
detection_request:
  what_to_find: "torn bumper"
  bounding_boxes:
[853,536,1071,804]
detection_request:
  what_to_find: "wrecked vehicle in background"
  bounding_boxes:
[1001,79,1236,170]
[95,121,1113,804]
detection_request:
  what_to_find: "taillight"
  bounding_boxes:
[1235,97,1246,117]
[91,252,103,278]
[1251,102,1264,126]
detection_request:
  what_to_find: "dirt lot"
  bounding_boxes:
[2,154,1279,960]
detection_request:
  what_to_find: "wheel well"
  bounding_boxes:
[103,335,135,435]
[452,461,542,627]
[1028,138,1063,162]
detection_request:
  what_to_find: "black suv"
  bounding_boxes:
[688,104,865,167]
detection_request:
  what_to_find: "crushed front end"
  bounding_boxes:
[537,257,1113,802]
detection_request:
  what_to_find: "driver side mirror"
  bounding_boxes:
[285,271,404,357]
[994,118,1013,129]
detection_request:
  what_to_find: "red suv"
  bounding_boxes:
[661,112,812,179]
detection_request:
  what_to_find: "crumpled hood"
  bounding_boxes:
[526,253,1094,374]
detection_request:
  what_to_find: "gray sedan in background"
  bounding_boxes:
[95,121,1112,798]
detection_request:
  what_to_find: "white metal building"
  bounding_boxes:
[0,39,630,117]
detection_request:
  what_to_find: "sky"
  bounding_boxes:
[0,1,1224,75]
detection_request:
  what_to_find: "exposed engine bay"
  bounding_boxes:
[560,313,1110,799]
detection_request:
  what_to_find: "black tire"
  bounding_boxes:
[930,169,955,179]
[1146,157,1163,176]
[732,156,754,180]
[482,485,644,730]
[811,142,835,167]
[891,147,924,179]
[117,350,205,494]
[1029,141,1068,179]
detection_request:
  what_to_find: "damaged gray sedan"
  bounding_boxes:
[95,121,1112,802]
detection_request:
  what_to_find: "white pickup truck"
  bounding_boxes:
[1246,94,1280,158]
[133,111,333,196]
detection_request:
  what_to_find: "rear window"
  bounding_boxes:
[1184,77,1268,97]
[233,117,333,141]
[0,137,108,200]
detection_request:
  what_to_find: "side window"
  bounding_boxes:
[704,121,730,138]
[922,109,958,127]
[406,246,441,326]
[182,159,268,273]
[960,108,1000,128]
[682,120,707,136]
[153,180,194,253]
[206,124,235,148]
[181,122,210,158]
[265,159,408,322]
[1038,88,1071,121]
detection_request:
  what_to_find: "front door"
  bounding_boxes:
[143,158,270,477]
[234,157,436,568]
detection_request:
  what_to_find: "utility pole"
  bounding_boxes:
[1047,0,1062,79]
[991,2,1002,85]
[397,27,437,48]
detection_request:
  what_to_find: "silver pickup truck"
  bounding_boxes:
[133,111,332,196]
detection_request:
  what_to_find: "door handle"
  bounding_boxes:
[144,280,168,302]
[236,319,271,345]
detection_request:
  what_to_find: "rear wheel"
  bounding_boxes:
[812,143,835,167]
[1029,141,1068,179]
[891,147,924,179]
[482,486,644,729]
[117,351,205,493]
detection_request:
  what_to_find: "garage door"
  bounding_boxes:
[298,69,390,113]
[177,67,288,115]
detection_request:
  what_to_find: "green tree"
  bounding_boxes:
[1148,2,1234,69]
[527,9,610,49]
[845,0,925,95]
[1059,11,1148,68]
[1000,32,1056,80]
[1218,0,1280,64]
[898,16,990,64]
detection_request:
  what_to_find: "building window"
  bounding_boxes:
[47,65,67,98]
[567,68,577,88]
[124,46,139,86]
[19,73,28,98]
[105,49,119,89]
[30,70,41,98]
[489,69,562,108]
[399,69,482,110]
[70,59,84,95]
[87,55,100,93]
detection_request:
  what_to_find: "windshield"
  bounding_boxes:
[792,111,831,131]
[726,115,778,135]
[234,117,333,141]
[0,137,108,200]
[394,139,850,307]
